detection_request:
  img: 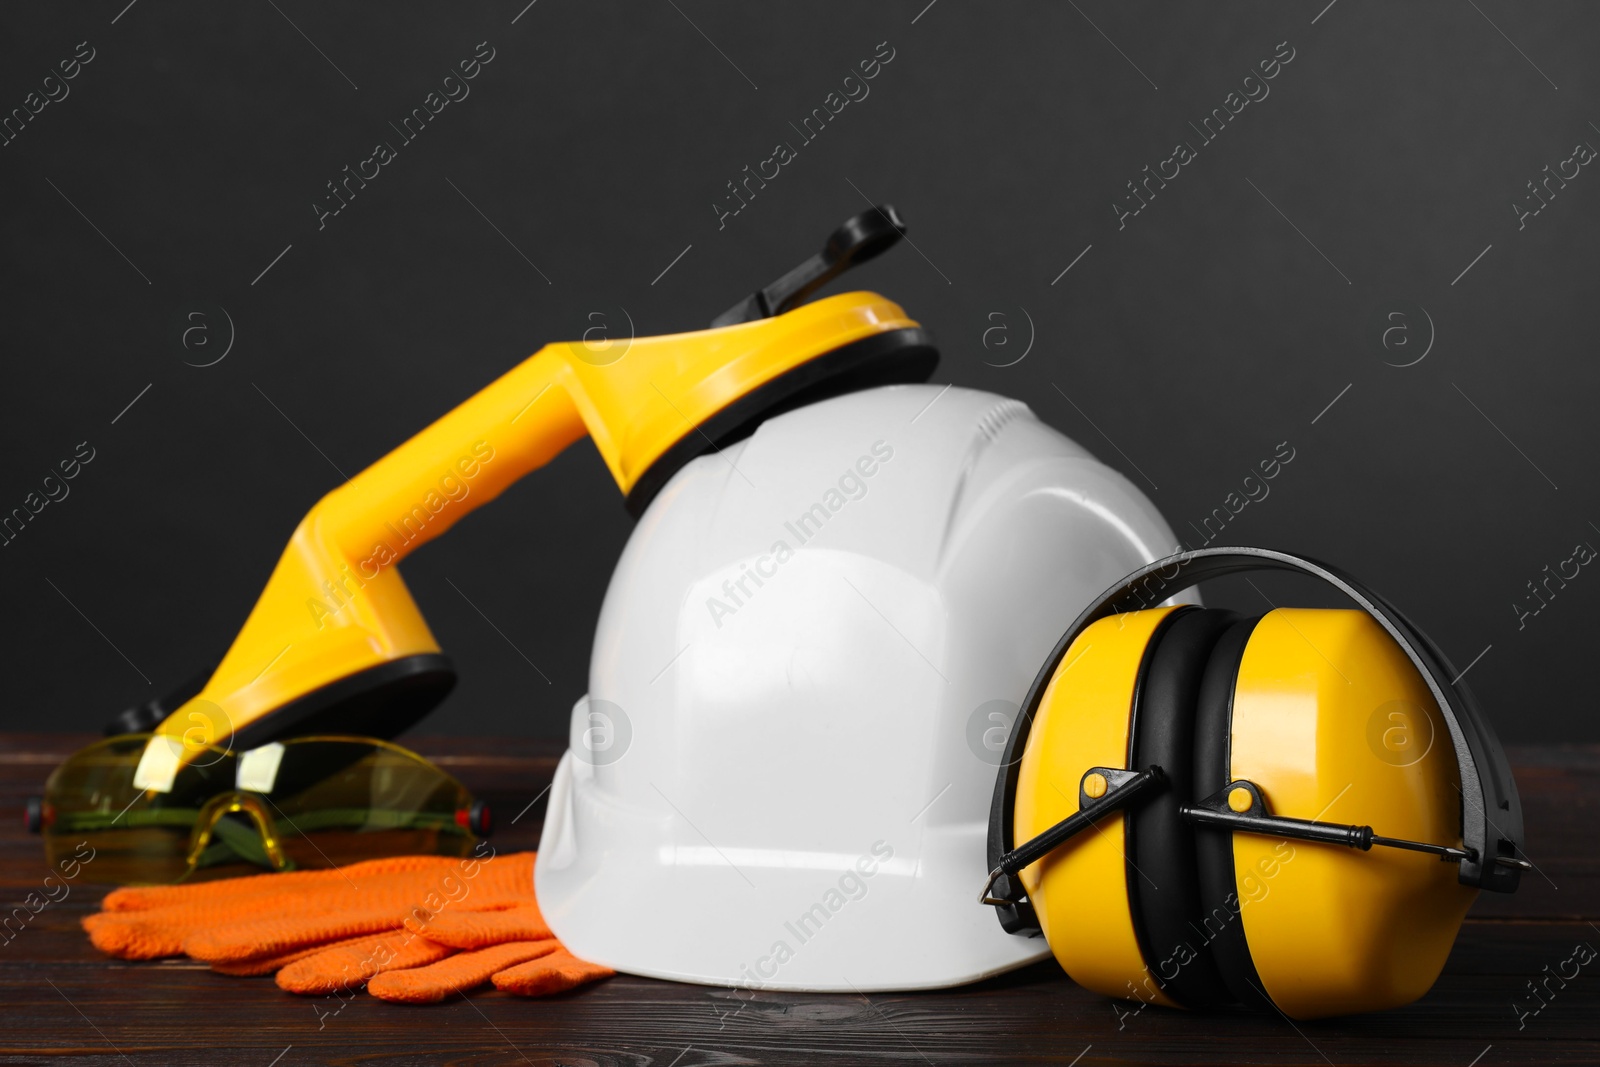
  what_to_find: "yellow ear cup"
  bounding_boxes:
[1229,608,1477,1019]
[1015,606,1183,1009]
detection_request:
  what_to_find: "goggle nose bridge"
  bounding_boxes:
[184,792,289,873]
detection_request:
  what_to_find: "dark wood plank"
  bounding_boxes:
[2,735,1597,1065]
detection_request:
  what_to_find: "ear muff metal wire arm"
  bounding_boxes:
[979,761,1532,909]
[979,766,1166,906]
[1178,780,1496,864]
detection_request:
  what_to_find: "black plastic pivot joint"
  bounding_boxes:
[980,765,1168,906]
[711,204,907,327]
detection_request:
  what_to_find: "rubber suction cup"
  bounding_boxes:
[229,654,457,749]
[624,325,937,517]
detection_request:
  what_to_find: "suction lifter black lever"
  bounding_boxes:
[105,669,210,736]
[711,205,907,328]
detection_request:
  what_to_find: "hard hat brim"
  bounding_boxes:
[536,753,1050,992]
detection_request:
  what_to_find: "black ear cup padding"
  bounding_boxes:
[1127,607,1242,1010]
[1191,614,1274,1011]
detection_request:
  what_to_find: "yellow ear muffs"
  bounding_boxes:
[984,548,1528,1021]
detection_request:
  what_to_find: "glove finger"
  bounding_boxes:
[85,885,374,957]
[205,896,527,969]
[277,933,455,995]
[102,850,534,920]
[367,940,559,1004]
[417,902,551,949]
[212,931,402,977]
[95,878,528,963]
[99,855,466,912]
[82,911,195,960]
[84,852,535,964]
[492,947,615,997]
[184,904,427,963]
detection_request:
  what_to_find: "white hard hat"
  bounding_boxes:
[536,383,1180,991]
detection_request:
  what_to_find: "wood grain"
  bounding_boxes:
[2,735,1595,1066]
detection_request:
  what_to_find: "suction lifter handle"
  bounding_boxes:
[711,205,906,327]
[132,289,924,786]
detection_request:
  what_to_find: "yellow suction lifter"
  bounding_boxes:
[131,206,936,792]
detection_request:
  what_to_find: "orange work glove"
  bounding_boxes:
[82,851,613,1003]
[83,853,474,960]
[274,899,610,1002]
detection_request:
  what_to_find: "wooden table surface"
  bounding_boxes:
[3,734,1596,1066]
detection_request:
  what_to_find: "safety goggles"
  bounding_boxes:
[28,735,490,885]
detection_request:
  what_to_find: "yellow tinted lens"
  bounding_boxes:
[42,735,235,884]
[253,738,477,871]
[41,735,478,884]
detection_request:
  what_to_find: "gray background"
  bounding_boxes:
[1,2,1595,743]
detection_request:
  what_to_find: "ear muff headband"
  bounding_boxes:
[986,547,1525,938]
